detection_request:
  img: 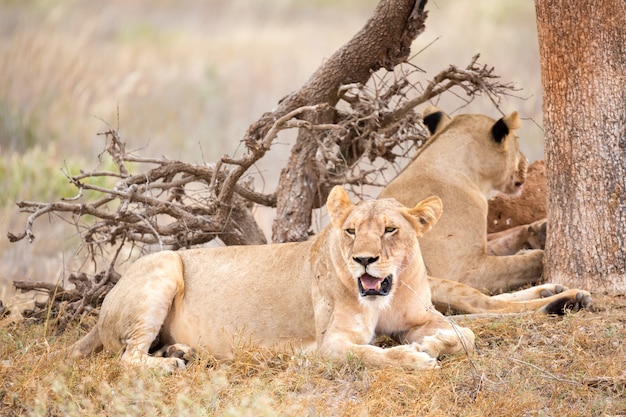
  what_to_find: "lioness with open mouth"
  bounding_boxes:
[71,186,474,372]
[70,186,591,372]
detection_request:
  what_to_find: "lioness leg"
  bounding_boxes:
[320,333,438,369]
[486,219,547,256]
[491,283,566,301]
[317,306,438,369]
[320,310,473,367]
[463,250,544,293]
[429,277,592,315]
[97,251,187,372]
[403,311,475,358]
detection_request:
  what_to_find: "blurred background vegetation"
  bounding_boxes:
[0,0,543,303]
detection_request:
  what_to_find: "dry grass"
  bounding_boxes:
[1,293,625,416]
[0,0,379,158]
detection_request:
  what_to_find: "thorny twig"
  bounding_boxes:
[313,54,517,190]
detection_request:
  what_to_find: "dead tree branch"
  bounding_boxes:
[266,0,430,243]
[9,129,263,249]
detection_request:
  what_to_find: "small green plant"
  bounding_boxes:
[0,101,41,151]
[0,145,122,209]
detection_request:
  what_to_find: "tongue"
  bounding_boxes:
[360,274,383,290]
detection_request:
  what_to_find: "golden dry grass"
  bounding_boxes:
[1,293,625,416]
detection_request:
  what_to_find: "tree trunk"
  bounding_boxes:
[535,0,626,293]
[270,0,428,243]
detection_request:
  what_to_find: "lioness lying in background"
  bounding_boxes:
[70,187,590,372]
[380,106,545,294]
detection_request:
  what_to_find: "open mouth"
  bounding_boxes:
[358,273,393,297]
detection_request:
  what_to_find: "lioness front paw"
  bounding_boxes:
[418,353,439,370]
[158,357,187,373]
[406,344,439,370]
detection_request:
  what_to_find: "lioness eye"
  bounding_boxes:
[384,226,397,234]
[345,228,355,236]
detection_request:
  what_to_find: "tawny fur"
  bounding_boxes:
[486,220,546,256]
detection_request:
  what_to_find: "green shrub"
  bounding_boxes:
[0,145,120,209]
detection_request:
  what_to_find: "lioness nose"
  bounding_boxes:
[353,256,379,266]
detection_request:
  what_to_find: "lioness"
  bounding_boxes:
[70,187,590,372]
[380,106,544,294]
[71,187,475,371]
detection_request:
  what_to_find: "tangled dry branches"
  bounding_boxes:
[314,54,517,190]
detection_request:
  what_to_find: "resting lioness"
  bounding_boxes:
[71,187,476,371]
[70,187,590,371]
[380,106,544,294]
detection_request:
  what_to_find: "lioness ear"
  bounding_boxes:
[492,111,521,143]
[422,105,451,135]
[326,186,354,229]
[407,196,443,236]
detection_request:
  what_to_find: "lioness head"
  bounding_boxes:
[423,106,527,197]
[326,186,442,302]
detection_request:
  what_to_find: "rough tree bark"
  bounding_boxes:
[535,0,626,293]
[267,0,428,243]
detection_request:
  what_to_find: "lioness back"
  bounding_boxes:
[166,244,317,357]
